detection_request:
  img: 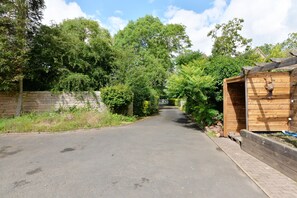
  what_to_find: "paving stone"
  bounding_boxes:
[211,137,297,198]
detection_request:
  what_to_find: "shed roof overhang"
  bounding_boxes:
[225,75,245,83]
[243,51,297,76]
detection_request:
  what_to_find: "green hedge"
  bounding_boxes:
[101,85,133,115]
[132,88,159,116]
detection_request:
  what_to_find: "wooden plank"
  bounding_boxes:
[248,99,290,105]
[223,79,228,137]
[248,94,290,100]
[290,69,297,131]
[226,109,246,115]
[241,137,297,181]
[247,72,290,78]
[248,88,290,93]
[248,111,290,116]
[249,126,289,131]
[248,109,290,114]
[247,78,290,83]
[226,125,246,130]
[249,117,289,122]
[250,124,289,130]
[248,121,289,125]
[225,76,245,83]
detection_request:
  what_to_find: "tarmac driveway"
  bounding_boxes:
[0,107,266,197]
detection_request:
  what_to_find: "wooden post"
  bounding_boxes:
[223,79,228,137]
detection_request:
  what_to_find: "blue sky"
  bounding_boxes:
[43,0,297,55]
[65,0,218,22]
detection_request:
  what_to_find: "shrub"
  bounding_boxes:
[143,101,150,115]
[130,83,159,116]
[101,85,133,115]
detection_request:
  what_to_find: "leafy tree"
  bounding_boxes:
[268,44,287,59]
[282,32,297,50]
[206,52,260,110]
[175,50,205,67]
[258,43,274,56]
[113,15,191,115]
[208,18,252,57]
[0,0,16,91]
[114,15,191,86]
[56,18,114,91]
[0,0,45,116]
[166,58,217,126]
[25,24,65,90]
[26,18,115,91]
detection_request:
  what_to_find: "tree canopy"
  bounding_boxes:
[26,18,115,91]
[208,18,252,57]
[0,0,45,91]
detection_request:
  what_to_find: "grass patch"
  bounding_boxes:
[0,109,136,133]
[206,130,217,138]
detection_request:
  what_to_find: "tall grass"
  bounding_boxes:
[0,108,136,133]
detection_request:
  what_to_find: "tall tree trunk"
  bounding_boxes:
[15,77,23,117]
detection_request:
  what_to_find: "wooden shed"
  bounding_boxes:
[223,52,297,137]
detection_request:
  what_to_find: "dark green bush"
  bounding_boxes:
[101,85,133,115]
[168,98,177,106]
[132,87,159,116]
[148,89,159,114]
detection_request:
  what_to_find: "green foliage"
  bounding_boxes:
[0,0,45,91]
[26,18,115,91]
[24,25,65,90]
[208,18,252,57]
[205,53,260,111]
[282,32,297,50]
[54,73,92,92]
[113,15,191,115]
[175,50,204,67]
[168,99,176,106]
[257,32,297,61]
[167,49,261,126]
[268,44,287,59]
[130,84,159,116]
[166,58,218,126]
[101,85,133,115]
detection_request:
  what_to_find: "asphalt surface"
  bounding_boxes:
[0,107,266,198]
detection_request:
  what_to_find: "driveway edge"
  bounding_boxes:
[208,136,297,198]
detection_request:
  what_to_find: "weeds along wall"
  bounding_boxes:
[0,91,106,117]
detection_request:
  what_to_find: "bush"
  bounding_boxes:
[168,98,176,106]
[101,85,133,115]
[143,101,150,115]
[131,87,159,116]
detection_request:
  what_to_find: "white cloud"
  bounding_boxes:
[165,0,227,55]
[106,16,128,35]
[165,0,297,55]
[42,0,87,25]
[222,0,294,47]
[114,10,123,15]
